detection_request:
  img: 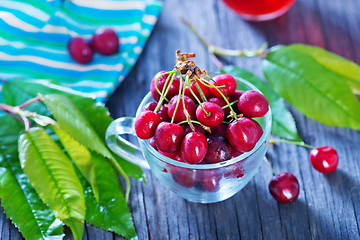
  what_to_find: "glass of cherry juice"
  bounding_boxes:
[222,0,296,22]
[106,77,272,204]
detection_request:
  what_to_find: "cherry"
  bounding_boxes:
[209,74,237,98]
[150,71,180,102]
[160,150,184,162]
[142,102,170,122]
[184,79,211,101]
[198,170,221,192]
[154,122,185,152]
[229,90,244,113]
[159,150,185,174]
[226,117,263,152]
[134,111,161,139]
[230,90,244,103]
[310,146,338,173]
[184,124,206,136]
[167,95,196,123]
[231,147,244,158]
[210,123,227,138]
[148,137,158,150]
[173,169,198,188]
[196,102,224,127]
[203,135,231,164]
[68,37,94,64]
[180,132,208,164]
[269,172,300,203]
[238,90,269,118]
[91,28,119,55]
[209,97,231,116]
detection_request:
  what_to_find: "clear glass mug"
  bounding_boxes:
[106,77,272,203]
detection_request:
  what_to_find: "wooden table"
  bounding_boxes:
[2,0,360,239]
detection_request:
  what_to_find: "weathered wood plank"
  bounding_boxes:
[0,0,360,239]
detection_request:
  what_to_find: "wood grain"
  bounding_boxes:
[1,0,360,239]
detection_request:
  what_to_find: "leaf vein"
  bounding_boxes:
[266,59,360,121]
[26,132,74,221]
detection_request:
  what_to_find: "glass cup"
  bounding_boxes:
[106,77,272,203]
[222,0,296,22]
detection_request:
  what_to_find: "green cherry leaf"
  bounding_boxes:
[0,115,64,240]
[18,127,85,240]
[2,80,144,181]
[83,152,137,239]
[52,124,99,202]
[263,45,360,130]
[291,44,360,95]
[221,65,302,141]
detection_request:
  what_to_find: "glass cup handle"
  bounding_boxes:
[105,117,150,170]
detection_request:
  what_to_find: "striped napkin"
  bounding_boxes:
[0,0,162,102]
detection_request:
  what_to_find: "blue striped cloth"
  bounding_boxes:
[0,0,162,102]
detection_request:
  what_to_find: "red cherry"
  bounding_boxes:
[134,111,161,139]
[150,71,180,102]
[159,150,185,174]
[209,97,231,116]
[226,117,263,152]
[167,95,196,123]
[154,122,185,152]
[91,28,119,55]
[310,146,338,173]
[184,79,211,101]
[180,132,208,164]
[148,137,158,150]
[238,90,269,118]
[173,169,198,188]
[203,135,231,164]
[198,170,221,192]
[196,102,224,127]
[184,124,206,136]
[269,172,300,203]
[229,90,244,103]
[68,37,94,64]
[209,74,237,98]
[210,123,227,138]
[142,102,170,122]
[229,90,244,113]
[230,147,244,158]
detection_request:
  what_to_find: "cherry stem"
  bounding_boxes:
[183,75,195,131]
[177,119,203,126]
[179,16,268,58]
[0,103,31,132]
[154,71,171,102]
[269,138,314,149]
[193,79,208,102]
[204,74,238,121]
[187,79,210,116]
[154,71,176,113]
[18,96,41,109]
[263,156,277,176]
[222,100,238,109]
[171,73,184,123]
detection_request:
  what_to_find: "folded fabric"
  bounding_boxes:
[0,0,162,102]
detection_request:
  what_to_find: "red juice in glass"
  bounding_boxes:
[222,0,296,22]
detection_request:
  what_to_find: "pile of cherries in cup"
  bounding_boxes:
[135,50,339,203]
[68,28,119,64]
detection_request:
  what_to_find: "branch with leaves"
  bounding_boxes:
[0,80,144,239]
